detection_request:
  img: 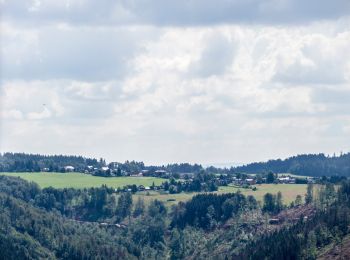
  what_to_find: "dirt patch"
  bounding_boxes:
[275,204,316,223]
[318,234,350,260]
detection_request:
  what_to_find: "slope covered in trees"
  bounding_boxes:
[2,152,350,178]
[234,153,350,177]
[0,152,102,172]
[1,168,350,259]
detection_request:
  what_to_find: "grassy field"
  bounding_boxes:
[1,172,307,207]
[0,172,164,189]
[134,183,307,207]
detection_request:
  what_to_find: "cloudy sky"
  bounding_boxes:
[1,0,350,165]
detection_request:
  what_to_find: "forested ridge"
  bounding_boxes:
[2,152,350,178]
[234,153,350,177]
[0,152,204,174]
[1,174,350,259]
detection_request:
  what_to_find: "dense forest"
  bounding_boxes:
[1,174,350,259]
[2,152,350,178]
[0,153,103,172]
[0,153,205,175]
[234,153,350,177]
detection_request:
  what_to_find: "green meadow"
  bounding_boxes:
[0,172,164,189]
[1,172,307,207]
[134,183,307,207]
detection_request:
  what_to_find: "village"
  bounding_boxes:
[56,164,315,195]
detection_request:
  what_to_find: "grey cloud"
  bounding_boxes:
[312,88,350,104]
[273,60,347,85]
[189,33,236,77]
[2,0,349,26]
[1,27,153,81]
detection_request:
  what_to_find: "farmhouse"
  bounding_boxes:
[131,172,143,177]
[245,178,256,185]
[277,176,296,184]
[155,170,169,176]
[64,166,75,172]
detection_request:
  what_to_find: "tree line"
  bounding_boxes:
[234,153,350,177]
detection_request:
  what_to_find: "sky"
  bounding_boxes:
[1,0,350,165]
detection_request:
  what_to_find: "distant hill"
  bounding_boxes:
[2,152,350,177]
[0,152,102,172]
[233,153,350,177]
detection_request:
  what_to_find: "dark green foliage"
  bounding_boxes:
[234,153,350,177]
[0,193,134,259]
[171,193,257,229]
[240,180,350,260]
[262,192,284,214]
[0,152,100,172]
[133,197,145,218]
[1,171,350,260]
[266,172,276,183]
[117,192,133,219]
[148,200,167,218]
[305,183,314,204]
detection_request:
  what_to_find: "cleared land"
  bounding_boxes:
[0,172,164,189]
[134,184,307,207]
[0,172,307,207]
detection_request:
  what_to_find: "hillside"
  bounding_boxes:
[0,174,349,259]
[234,153,350,177]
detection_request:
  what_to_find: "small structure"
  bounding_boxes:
[269,218,280,225]
[64,166,75,172]
[131,172,143,177]
[277,176,296,184]
[246,178,256,185]
[155,170,168,175]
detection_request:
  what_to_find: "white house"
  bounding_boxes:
[64,166,75,172]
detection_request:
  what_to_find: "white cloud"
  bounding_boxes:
[1,3,350,164]
[274,31,350,85]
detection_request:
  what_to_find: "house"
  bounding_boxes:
[269,218,280,225]
[101,166,109,171]
[246,178,256,185]
[64,166,75,172]
[277,176,296,184]
[138,185,145,191]
[155,170,168,175]
[42,168,49,172]
[131,172,143,177]
[145,186,151,190]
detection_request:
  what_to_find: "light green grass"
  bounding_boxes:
[219,184,307,203]
[0,172,164,189]
[1,173,307,207]
[134,184,307,208]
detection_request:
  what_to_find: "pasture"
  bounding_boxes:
[0,172,164,189]
[1,172,307,207]
[134,183,307,207]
